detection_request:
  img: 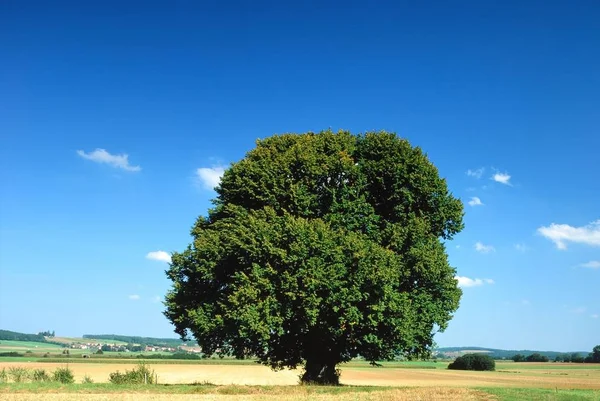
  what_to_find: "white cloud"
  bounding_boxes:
[475,241,495,253]
[467,196,484,207]
[591,314,599,319]
[152,296,162,304]
[514,243,529,252]
[146,251,171,263]
[196,166,225,190]
[581,260,600,269]
[491,172,511,185]
[77,148,141,172]
[537,220,600,250]
[455,276,495,288]
[128,294,140,300]
[466,168,485,179]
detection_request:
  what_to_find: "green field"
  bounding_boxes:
[0,341,63,351]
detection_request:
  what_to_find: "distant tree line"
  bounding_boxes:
[512,345,600,363]
[38,330,55,338]
[0,330,47,343]
[83,334,183,347]
[511,353,549,362]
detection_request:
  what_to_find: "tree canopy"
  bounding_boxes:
[164,130,464,384]
[448,353,495,371]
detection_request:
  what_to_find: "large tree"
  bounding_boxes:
[164,130,464,384]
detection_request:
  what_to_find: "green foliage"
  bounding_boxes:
[571,353,585,363]
[0,368,8,383]
[95,349,104,355]
[52,366,75,384]
[512,353,550,362]
[165,130,464,384]
[8,366,30,382]
[0,352,24,357]
[32,369,50,382]
[0,329,47,343]
[448,353,495,371]
[589,345,600,363]
[81,374,94,384]
[525,353,549,362]
[108,363,155,384]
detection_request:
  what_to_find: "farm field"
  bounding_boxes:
[1,360,599,389]
[50,337,129,346]
[0,341,63,352]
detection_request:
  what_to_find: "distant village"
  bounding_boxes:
[67,341,201,354]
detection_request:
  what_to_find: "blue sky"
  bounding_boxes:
[1,1,598,352]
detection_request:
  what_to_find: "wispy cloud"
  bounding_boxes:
[468,196,484,207]
[537,220,600,250]
[196,166,225,190]
[521,299,531,306]
[455,276,494,288]
[152,296,162,304]
[466,168,485,179]
[591,314,599,319]
[581,260,600,269]
[491,172,511,185]
[146,251,171,263]
[128,294,140,301]
[77,148,141,172]
[571,306,586,315]
[475,241,495,253]
[514,243,529,252]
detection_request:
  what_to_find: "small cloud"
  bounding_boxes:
[537,219,600,250]
[571,306,586,315]
[146,251,171,263]
[128,294,140,300]
[491,172,511,185]
[514,243,529,252]
[152,296,162,304]
[581,260,600,269]
[456,245,461,249]
[466,168,485,179]
[474,241,495,253]
[521,299,531,306]
[467,197,484,207]
[196,166,226,190]
[77,148,141,172]
[455,276,495,288]
[591,314,599,319]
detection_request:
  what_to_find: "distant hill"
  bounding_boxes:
[436,346,588,360]
[0,329,47,343]
[83,334,185,347]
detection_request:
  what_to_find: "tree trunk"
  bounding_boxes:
[301,357,340,385]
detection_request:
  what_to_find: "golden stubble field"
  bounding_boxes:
[1,361,599,389]
[0,388,496,401]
